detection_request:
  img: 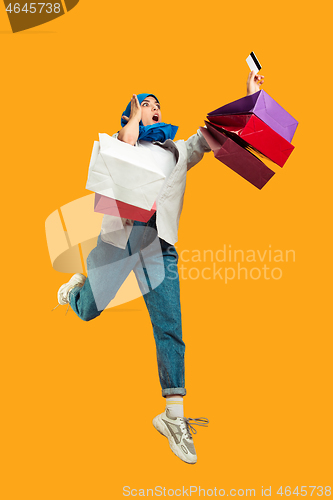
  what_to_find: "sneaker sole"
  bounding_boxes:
[152,414,197,464]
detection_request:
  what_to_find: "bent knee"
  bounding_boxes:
[79,309,101,322]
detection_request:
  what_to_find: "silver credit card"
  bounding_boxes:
[246,52,262,73]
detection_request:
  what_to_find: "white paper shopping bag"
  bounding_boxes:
[85,134,166,210]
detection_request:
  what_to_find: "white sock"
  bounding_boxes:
[166,396,184,418]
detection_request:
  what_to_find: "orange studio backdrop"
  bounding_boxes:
[1,0,332,499]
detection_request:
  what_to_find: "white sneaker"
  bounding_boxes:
[153,409,208,464]
[57,273,86,305]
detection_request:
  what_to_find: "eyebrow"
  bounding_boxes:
[142,99,160,105]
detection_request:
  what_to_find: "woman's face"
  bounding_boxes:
[140,96,162,126]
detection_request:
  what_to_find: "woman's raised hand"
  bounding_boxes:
[246,71,265,96]
[119,94,141,145]
[122,94,142,123]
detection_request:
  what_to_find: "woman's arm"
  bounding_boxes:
[118,94,141,145]
[247,70,264,95]
[185,72,265,170]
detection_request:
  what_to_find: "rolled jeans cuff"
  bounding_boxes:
[162,387,186,398]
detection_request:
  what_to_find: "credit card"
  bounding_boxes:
[246,52,262,73]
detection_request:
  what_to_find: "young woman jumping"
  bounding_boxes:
[56,71,264,464]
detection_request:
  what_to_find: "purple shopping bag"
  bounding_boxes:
[207,90,298,143]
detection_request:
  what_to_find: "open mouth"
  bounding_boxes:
[152,114,159,122]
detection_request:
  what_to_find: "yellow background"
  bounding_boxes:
[1,0,332,498]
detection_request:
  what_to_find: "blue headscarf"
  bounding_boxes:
[121,93,178,143]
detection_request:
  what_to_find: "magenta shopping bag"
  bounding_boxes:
[200,124,275,189]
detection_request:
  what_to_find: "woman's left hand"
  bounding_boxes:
[247,71,265,96]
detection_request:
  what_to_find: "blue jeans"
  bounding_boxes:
[69,213,186,397]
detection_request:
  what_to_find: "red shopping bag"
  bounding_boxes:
[207,114,294,168]
[94,194,156,222]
